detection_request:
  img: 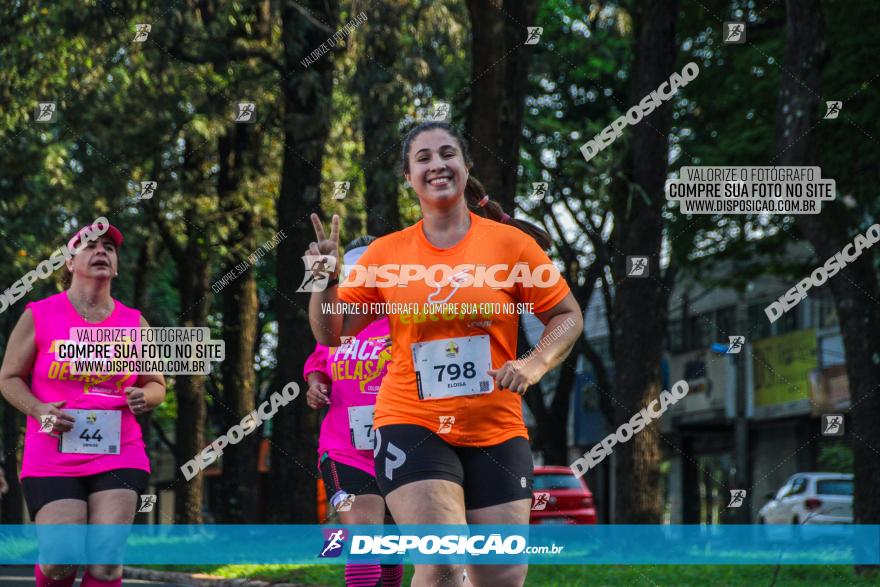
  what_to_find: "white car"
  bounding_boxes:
[758,472,853,524]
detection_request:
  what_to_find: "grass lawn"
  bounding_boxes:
[143,564,880,585]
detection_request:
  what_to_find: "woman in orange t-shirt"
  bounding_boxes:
[307,122,583,587]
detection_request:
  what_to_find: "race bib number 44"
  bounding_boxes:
[412,335,494,400]
[60,410,121,454]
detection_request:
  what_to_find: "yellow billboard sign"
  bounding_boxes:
[752,329,817,407]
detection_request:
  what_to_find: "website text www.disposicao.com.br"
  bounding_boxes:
[319,530,565,560]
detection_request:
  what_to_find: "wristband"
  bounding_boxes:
[325,277,340,288]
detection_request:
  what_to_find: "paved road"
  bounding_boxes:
[0,566,190,586]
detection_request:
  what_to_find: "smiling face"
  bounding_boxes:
[404,128,470,209]
[66,235,118,280]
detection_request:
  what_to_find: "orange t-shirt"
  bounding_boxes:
[337,212,571,447]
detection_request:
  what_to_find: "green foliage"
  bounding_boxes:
[520,0,632,269]
[818,442,854,473]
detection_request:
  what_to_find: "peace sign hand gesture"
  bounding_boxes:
[307,213,341,281]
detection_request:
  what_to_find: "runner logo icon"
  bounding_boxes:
[437,416,455,434]
[235,102,256,123]
[822,414,844,436]
[319,529,347,558]
[723,22,745,44]
[727,490,746,508]
[525,27,543,45]
[627,256,648,277]
[333,181,350,200]
[39,415,57,433]
[824,101,842,119]
[35,102,57,123]
[133,24,151,42]
[726,336,744,354]
[138,494,157,513]
[297,255,339,292]
[532,492,550,511]
[331,490,356,512]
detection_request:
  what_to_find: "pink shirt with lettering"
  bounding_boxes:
[20,292,150,477]
[303,317,391,476]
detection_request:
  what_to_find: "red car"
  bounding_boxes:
[530,465,597,524]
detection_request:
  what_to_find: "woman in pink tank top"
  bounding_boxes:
[0,220,166,587]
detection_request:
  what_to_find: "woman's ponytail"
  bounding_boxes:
[464,175,552,251]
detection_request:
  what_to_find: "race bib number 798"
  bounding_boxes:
[411,335,494,400]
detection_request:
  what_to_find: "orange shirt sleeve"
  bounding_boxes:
[515,237,572,313]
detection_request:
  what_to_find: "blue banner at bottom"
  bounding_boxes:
[0,524,877,565]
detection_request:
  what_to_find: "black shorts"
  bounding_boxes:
[320,457,381,504]
[22,468,149,519]
[373,424,534,509]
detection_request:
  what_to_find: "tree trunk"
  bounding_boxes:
[465,0,540,212]
[1,403,23,523]
[524,337,601,466]
[173,223,211,524]
[356,1,406,236]
[778,0,880,542]
[524,253,603,463]
[610,0,678,524]
[267,0,340,523]
[133,239,156,461]
[0,309,23,523]
[149,135,213,525]
[218,254,259,522]
[216,123,262,523]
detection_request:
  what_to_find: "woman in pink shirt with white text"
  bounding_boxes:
[304,236,402,587]
[0,220,166,587]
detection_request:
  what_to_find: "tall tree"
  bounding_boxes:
[776,0,880,546]
[217,122,262,523]
[610,0,678,523]
[354,1,408,236]
[464,0,541,211]
[0,310,23,523]
[268,0,340,523]
[147,132,213,524]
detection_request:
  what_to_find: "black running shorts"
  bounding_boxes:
[22,468,149,518]
[320,457,382,500]
[373,424,534,509]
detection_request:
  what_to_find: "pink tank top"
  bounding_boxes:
[303,317,391,476]
[20,291,150,478]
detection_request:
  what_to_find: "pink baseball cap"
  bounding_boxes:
[67,218,124,253]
